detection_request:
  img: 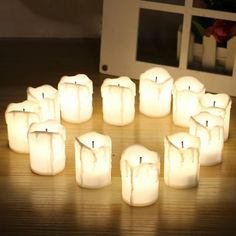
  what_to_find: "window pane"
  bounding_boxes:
[137,8,183,67]
[187,16,235,75]
[193,0,236,13]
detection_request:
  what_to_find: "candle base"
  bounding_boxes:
[122,197,158,207]
[140,110,171,118]
[62,116,92,124]
[103,118,134,126]
[9,145,29,154]
[200,159,222,167]
[77,182,111,189]
[31,167,64,176]
[165,182,198,189]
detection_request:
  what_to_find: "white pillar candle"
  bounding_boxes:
[75,131,112,189]
[27,85,60,122]
[5,100,41,153]
[164,132,200,189]
[120,144,160,207]
[199,93,232,141]
[101,76,136,126]
[172,76,205,127]
[189,112,224,166]
[58,74,93,123]
[28,120,66,175]
[139,67,173,117]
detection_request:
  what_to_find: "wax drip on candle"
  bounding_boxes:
[181,141,184,149]
[92,140,95,148]
[79,145,84,186]
[42,92,45,99]
[139,156,142,164]
[206,120,208,127]
[120,85,124,124]
[130,167,134,206]
[213,101,216,107]
[155,76,158,83]
[49,135,54,175]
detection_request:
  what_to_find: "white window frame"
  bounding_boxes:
[100,0,236,95]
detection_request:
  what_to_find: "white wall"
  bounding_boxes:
[0,0,102,38]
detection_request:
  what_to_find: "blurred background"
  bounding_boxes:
[0,0,103,38]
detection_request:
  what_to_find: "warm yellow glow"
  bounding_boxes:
[101,76,136,126]
[139,67,173,117]
[164,132,200,189]
[27,84,60,122]
[28,120,66,175]
[75,131,112,189]
[58,74,93,123]
[172,76,205,127]
[120,144,160,207]
[189,112,224,166]
[200,93,232,141]
[5,100,41,153]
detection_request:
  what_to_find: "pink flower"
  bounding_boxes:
[204,19,236,44]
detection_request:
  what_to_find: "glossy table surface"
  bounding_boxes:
[0,40,236,235]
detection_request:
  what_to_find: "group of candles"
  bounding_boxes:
[5,67,231,207]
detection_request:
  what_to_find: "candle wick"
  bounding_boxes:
[23,108,25,112]
[42,92,44,99]
[213,101,216,107]
[181,141,184,149]
[75,81,77,84]
[155,76,158,83]
[206,120,208,127]
[92,141,94,148]
[188,86,190,90]
[139,156,142,164]
[118,84,120,87]
[45,128,48,132]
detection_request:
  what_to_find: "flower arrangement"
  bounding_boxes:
[192,0,236,47]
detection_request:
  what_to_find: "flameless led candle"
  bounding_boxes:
[164,132,200,189]
[58,74,93,123]
[27,85,60,122]
[120,144,160,207]
[75,132,112,189]
[199,93,232,141]
[28,120,66,175]
[5,100,41,153]
[139,67,173,117]
[172,76,205,127]
[189,112,224,166]
[101,76,136,126]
